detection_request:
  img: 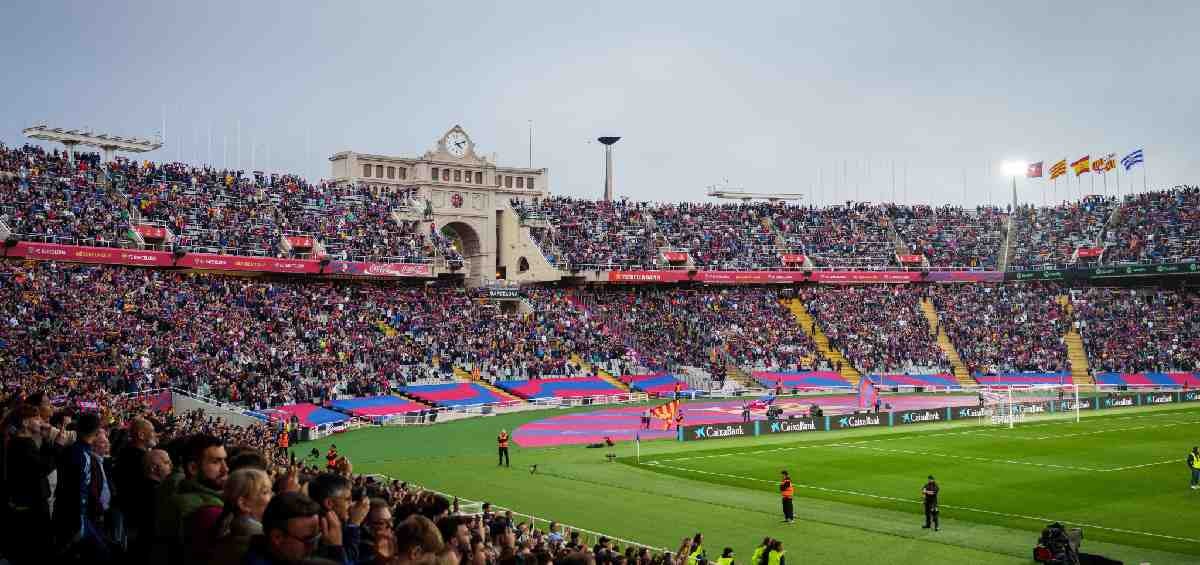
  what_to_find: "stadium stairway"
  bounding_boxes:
[919,298,974,387]
[453,367,524,402]
[783,299,861,386]
[570,354,630,392]
[1057,296,1093,386]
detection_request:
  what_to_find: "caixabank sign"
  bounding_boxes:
[894,409,943,426]
[1058,398,1093,412]
[1101,393,1138,409]
[954,406,993,419]
[1181,390,1200,403]
[681,422,754,442]
[762,417,825,435]
[829,413,884,430]
[1140,392,1175,406]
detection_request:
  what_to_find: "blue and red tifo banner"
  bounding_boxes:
[497,377,624,400]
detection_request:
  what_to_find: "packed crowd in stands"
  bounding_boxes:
[1071,287,1200,373]
[0,387,711,565]
[1007,196,1118,269]
[1102,186,1200,264]
[886,205,1004,269]
[800,286,949,374]
[574,287,817,375]
[932,283,1070,375]
[9,142,1200,271]
[0,143,437,263]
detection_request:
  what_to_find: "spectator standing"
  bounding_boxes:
[208,468,272,564]
[309,472,369,565]
[242,492,338,565]
[2,404,62,564]
[52,411,110,563]
[174,434,229,565]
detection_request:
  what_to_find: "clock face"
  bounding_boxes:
[445,132,468,157]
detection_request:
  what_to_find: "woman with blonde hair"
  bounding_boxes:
[205,467,272,564]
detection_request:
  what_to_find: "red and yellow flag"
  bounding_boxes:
[1049,160,1068,180]
[649,399,680,429]
[1070,156,1091,177]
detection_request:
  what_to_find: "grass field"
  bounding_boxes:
[294,399,1200,564]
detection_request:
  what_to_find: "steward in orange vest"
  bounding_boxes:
[780,470,794,523]
[497,429,510,467]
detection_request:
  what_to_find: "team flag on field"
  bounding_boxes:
[1121,149,1144,171]
[1026,161,1043,178]
[649,399,680,430]
[1049,160,1068,180]
[1070,156,1091,176]
[857,381,878,410]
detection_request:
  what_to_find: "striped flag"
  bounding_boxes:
[1102,154,1116,172]
[649,399,680,430]
[1121,149,1144,171]
[1049,160,1068,180]
[1070,156,1091,176]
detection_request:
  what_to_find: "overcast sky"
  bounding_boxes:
[1,1,1196,207]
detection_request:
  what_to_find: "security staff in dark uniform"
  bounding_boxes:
[497,429,511,467]
[779,470,794,523]
[922,475,940,530]
[742,404,751,423]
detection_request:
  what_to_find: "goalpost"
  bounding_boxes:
[978,384,1080,428]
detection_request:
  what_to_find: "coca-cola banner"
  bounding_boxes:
[328,261,433,278]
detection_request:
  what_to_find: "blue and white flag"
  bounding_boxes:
[1121,149,1144,171]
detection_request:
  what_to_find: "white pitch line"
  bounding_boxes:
[648,462,1200,544]
[1104,459,1181,472]
[828,443,1108,472]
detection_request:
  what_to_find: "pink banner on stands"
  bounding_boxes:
[811,271,920,283]
[662,251,689,262]
[698,270,802,283]
[607,270,690,283]
[178,253,320,274]
[9,241,434,278]
[13,242,172,266]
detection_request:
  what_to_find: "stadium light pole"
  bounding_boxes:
[1002,160,1027,209]
[598,137,621,202]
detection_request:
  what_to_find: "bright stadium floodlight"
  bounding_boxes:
[1001,160,1028,177]
[1001,160,1027,209]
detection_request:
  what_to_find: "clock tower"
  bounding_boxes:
[328,125,560,286]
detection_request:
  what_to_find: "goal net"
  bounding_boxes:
[977,384,1080,428]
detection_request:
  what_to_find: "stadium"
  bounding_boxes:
[2,4,1200,565]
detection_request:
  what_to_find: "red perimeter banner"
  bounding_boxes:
[1076,247,1104,258]
[9,242,433,278]
[780,254,806,264]
[606,269,925,284]
[897,254,924,264]
[662,251,689,262]
[135,225,167,240]
[287,235,315,249]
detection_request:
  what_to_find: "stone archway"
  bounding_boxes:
[441,221,485,281]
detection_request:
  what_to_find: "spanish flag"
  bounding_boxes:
[649,399,680,430]
[1070,156,1091,177]
[1049,160,1068,180]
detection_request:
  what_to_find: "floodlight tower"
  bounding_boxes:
[598,136,621,201]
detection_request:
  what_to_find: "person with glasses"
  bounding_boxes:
[309,473,370,564]
[243,492,343,565]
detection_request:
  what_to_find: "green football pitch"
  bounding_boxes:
[294,401,1200,564]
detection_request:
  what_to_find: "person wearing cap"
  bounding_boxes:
[922,475,940,531]
[716,547,735,565]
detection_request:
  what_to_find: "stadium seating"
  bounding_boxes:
[401,382,511,407]
[800,285,949,374]
[267,402,353,427]
[866,374,961,389]
[330,395,429,419]
[933,283,1070,375]
[496,377,625,400]
[1093,372,1200,388]
[974,373,1072,387]
[1103,187,1200,264]
[1008,196,1118,269]
[888,204,1004,269]
[621,373,691,395]
[753,371,852,389]
[1070,287,1200,373]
